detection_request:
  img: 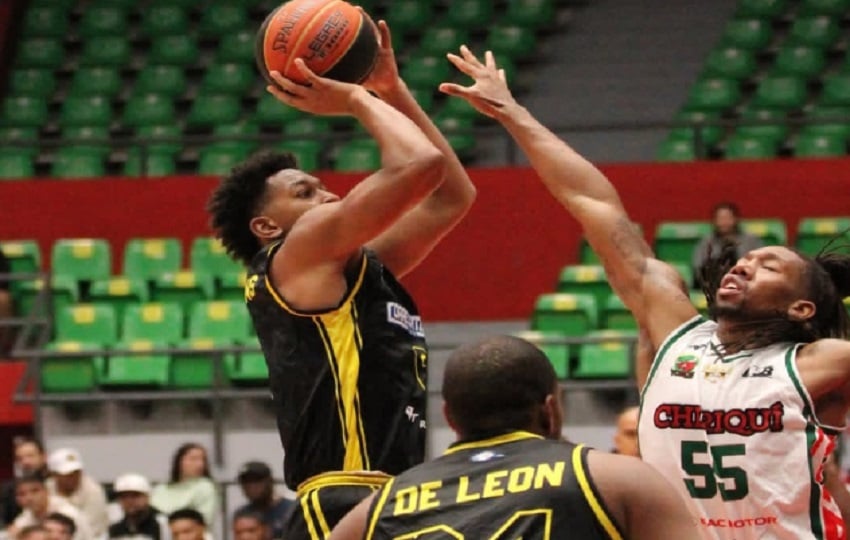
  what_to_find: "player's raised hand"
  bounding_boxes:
[359,15,401,97]
[266,60,370,116]
[439,46,518,119]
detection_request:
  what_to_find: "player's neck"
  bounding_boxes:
[715,318,757,354]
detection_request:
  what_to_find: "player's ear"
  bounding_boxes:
[250,215,283,241]
[543,393,563,440]
[787,299,815,322]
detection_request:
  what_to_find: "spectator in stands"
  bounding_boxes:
[232,510,270,540]
[46,449,109,538]
[8,474,92,540]
[151,445,217,529]
[691,202,763,286]
[43,513,75,540]
[166,510,205,540]
[233,462,290,540]
[2,438,49,527]
[0,248,13,356]
[612,405,640,457]
[108,473,169,540]
[16,525,48,540]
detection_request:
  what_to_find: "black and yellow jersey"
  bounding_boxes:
[364,431,624,540]
[245,242,427,489]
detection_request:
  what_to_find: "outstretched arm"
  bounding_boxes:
[440,49,696,347]
[268,63,446,311]
[362,21,476,278]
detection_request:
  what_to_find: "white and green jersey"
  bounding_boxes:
[639,316,845,540]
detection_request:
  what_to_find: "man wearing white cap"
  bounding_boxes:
[46,449,108,539]
[108,474,170,540]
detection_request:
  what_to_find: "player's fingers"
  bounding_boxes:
[459,45,484,69]
[267,84,298,104]
[485,50,497,70]
[269,71,305,97]
[498,68,507,82]
[438,83,474,98]
[293,59,322,86]
[446,53,478,78]
[377,20,393,50]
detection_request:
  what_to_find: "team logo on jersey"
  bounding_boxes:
[742,365,773,378]
[244,274,258,302]
[653,401,784,436]
[671,354,698,378]
[469,450,505,463]
[387,302,425,337]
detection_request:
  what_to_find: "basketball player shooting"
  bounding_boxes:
[440,46,850,540]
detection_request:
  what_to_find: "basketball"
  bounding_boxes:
[256,0,379,86]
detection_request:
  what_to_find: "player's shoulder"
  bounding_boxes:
[799,338,850,360]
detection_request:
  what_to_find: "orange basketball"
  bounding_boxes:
[256,0,379,86]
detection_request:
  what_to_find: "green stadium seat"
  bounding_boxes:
[512,330,570,378]
[199,5,249,37]
[135,65,187,97]
[283,117,332,138]
[215,272,246,302]
[136,124,183,155]
[419,27,470,57]
[255,93,303,127]
[99,339,170,388]
[670,109,723,147]
[123,238,182,281]
[435,113,476,156]
[794,132,846,158]
[151,271,214,312]
[740,218,788,245]
[820,75,850,107]
[80,36,132,66]
[148,35,200,65]
[386,0,433,35]
[123,94,176,127]
[17,274,78,317]
[61,96,113,128]
[503,0,556,28]
[277,141,322,173]
[15,38,64,69]
[228,340,269,386]
[189,301,250,342]
[69,67,122,97]
[772,46,826,79]
[9,69,55,99]
[0,127,39,148]
[690,290,709,316]
[2,97,48,128]
[736,107,788,143]
[796,217,850,255]
[88,277,148,323]
[686,78,741,112]
[52,239,111,282]
[60,127,111,157]
[79,5,128,37]
[187,94,242,128]
[334,140,381,172]
[800,0,850,15]
[213,122,260,151]
[800,106,850,140]
[724,133,778,160]
[703,47,757,80]
[654,221,712,264]
[123,149,178,177]
[122,302,185,343]
[719,19,772,50]
[557,265,611,313]
[171,338,233,389]
[0,153,35,180]
[190,237,244,282]
[55,303,118,345]
[602,294,637,331]
[21,6,69,38]
[787,16,840,49]
[752,76,808,110]
[42,341,102,393]
[1,241,41,277]
[656,136,697,161]
[201,64,255,95]
[735,0,787,18]
[50,148,107,178]
[401,56,452,91]
[217,31,255,63]
[441,96,480,121]
[531,293,597,336]
[198,144,251,176]
[572,331,634,379]
[486,25,537,60]
[143,6,189,36]
[445,0,493,29]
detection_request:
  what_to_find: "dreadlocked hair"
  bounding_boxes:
[206,151,298,266]
[697,233,850,352]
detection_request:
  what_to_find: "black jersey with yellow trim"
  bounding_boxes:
[245,242,427,489]
[364,431,624,540]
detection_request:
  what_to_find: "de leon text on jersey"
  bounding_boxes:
[391,461,566,516]
[653,401,785,436]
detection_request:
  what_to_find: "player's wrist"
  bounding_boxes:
[347,86,376,115]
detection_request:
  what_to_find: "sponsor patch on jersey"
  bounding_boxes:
[653,401,784,436]
[742,365,774,378]
[469,450,505,463]
[387,302,425,337]
[671,354,698,378]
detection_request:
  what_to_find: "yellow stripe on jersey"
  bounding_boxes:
[365,477,396,540]
[572,445,623,540]
[299,492,323,540]
[443,431,543,455]
[350,302,370,469]
[313,319,348,447]
[311,489,332,538]
[296,471,391,497]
